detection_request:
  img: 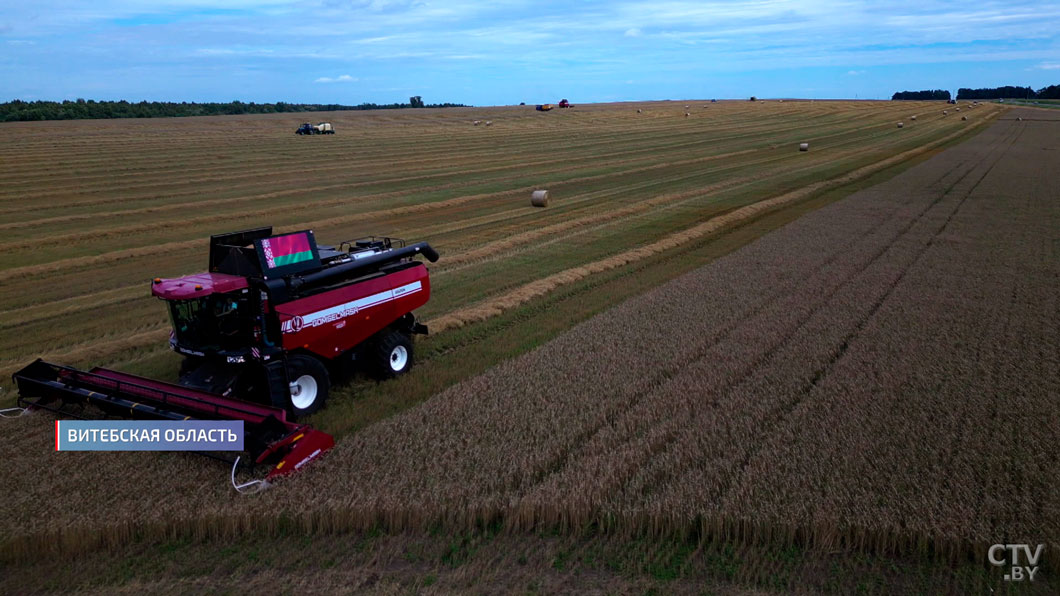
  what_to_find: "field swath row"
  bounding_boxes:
[0,101,998,389]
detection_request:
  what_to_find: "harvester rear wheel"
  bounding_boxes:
[286,355,329,417]
[368,330,414,379]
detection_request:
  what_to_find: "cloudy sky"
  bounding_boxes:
[2,1,1058,105]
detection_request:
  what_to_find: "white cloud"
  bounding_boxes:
[1036,62,1060,69]
[314,74,357,83]
[624,28,642,37]
[847,70,865,76]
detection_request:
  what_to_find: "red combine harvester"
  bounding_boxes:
[12,227,439,490]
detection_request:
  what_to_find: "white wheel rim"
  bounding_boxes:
[289,374,318,410]
[389,345,408,372]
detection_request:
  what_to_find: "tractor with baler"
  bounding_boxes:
[11,227,439,489]
[296,122,335,135]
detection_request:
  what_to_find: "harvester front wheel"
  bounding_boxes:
[369,330,414,379]
[286,355,329,417]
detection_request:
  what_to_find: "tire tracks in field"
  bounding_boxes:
[0,113,992,387]
[0,114,812,198]
[0,326,171,383]
[0,105,857,222]
[0,285,144,330]
[0,112,882,237]
[0,142,770,249]
[0,113,814,203]
[426,121,994,334]
[0,118,986,378]
[429,116,962,276]
[707,118,1022,509]
[509,122,1001,517]
[0,124,914,333]
[632,117,1019,508]
[511,111,1015,526]
[7,109,952,267]
[0,109,899,221]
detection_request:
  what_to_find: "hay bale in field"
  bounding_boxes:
[485,120,493,126]
[530,189,549,207]
[955,107,961,112]
[637,109,642,113]
[943,110,948,115]
[897,122,904,128]
[910,115,917,121]
[685,112,690,117]
[962,116,968,121]
[473,120,482,125]
[799,142,809,151]
[1018,117,1023,121]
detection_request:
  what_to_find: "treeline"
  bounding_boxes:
[892,84,1060,102]
[891,90,951,101]
[957,85,1060,100]
[0,98,468,122]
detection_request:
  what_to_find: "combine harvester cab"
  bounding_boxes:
[12,226,439,490]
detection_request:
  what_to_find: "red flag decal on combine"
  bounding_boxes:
[262,233,313,269]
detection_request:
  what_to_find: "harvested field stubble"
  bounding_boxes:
[2,107,1055,574]
[0,100,992,384]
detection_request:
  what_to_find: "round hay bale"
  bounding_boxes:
[473,120,481,125]
[897,122,904,128]
[1017,117,1023,121]
[910,115,917,121]
[530,189,549,208]
[637,109,642,113]
[685,112,690,117]
[943,110,948,115]
[485,120,493,126]
[961,116,967,121]
[799,142,809,152]
[955,107,960,112]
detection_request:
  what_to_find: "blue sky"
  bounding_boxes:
[2,1,1058,105]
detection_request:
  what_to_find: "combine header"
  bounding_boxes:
[12,227,439,490]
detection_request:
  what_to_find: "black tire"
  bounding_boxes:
[285,354,329,418]
[368,330,414,379]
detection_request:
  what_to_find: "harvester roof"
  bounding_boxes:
[152,272,249,299]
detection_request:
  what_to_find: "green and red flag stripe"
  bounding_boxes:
[263,233,313,269]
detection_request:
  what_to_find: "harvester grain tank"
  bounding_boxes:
[536,104,554,111]
[12,227,439,488]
